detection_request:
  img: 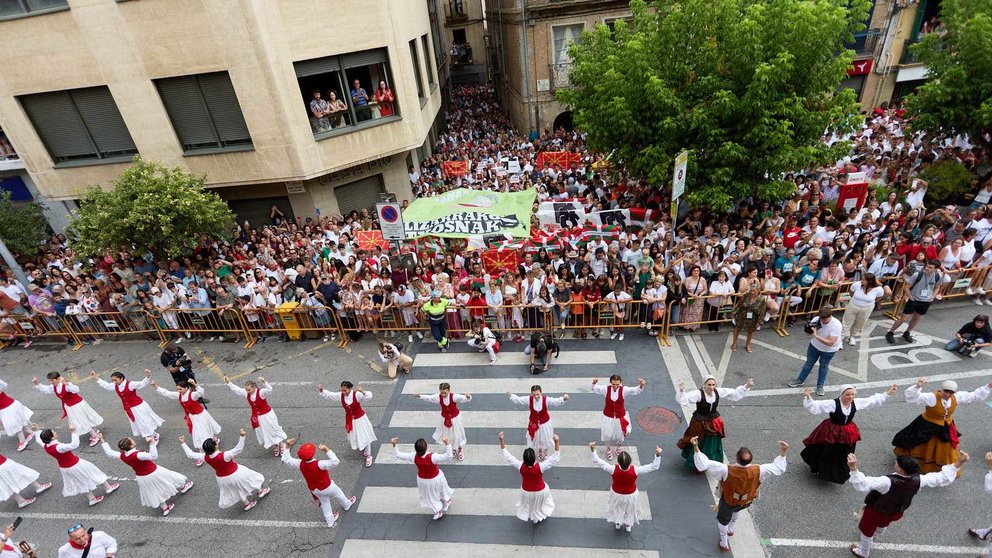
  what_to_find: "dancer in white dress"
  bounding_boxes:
[506,386,568,460]
[91,370,164,438]
[223,376,286,456]
[0,451,51,508]
[32,373,102,447]
[280,437,356,527]
[590,442,662,531]
[180,429,270,511]
[967,452,992,557]
[316,381,376,467]
[35,425,118,506]
[591,375,646,461]
[98,433,192,516]
[0,380,34,452]
[151,378,221,466]
[499,431,560,523]
[390,436,454,520]
[413,383,471,461]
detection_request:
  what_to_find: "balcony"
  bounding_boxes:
[0,129,24,171]
[444,0,468,24]
[900,35,944,65]
[550,62,575,91]
[450,43,473,66]
[846,29,881,57]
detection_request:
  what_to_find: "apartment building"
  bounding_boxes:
[0,0,450,229]
[443,0,487,86]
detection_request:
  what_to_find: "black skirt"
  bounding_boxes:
[800,442,856,484]
[892,415,951,449]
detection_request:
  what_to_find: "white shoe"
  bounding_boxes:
[967,287,975,295]
[975,298,986,306]
[619,334,625,341]
[416,332,424,339]
[847,338,856,345]
[984,299,992,306]
[18,497,35,508]
[408,334,413,343]
[610,333,618,340]
[243,499,257,511]
[979,287,987,295]
[432,511,444,520]
[161,502,175,516]
[639,322,646,328]
[490,357,498,365]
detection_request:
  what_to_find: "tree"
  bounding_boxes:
[0,190,47,258]
[557,0,870,210]
[904,0,992,150]
[916,159,974,204]
[69,157,235,259]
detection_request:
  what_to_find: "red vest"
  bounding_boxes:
[602,386,630,434]
[44,442,79,468]
[0,391,15,410]
[204,451,238,477]
[341,393,366,434]
[300,459,332,493]
[247,391,272,429]
[527,396,550,440]
[519,463,546,492]
[414,452,440,479]
[179,391,204,434]
[54,384,83,419]
[439,395,460,428]
[116,380,144,422]
[0,453,7,466]
[611,464,638,495]
[120,450,157,476]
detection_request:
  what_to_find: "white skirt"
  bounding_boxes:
[216,465,265,508]
[59,459,108,497]
[600,414,632,444]
[416,472,453,514]
[526,421,555,451]
[190,411,222,448]
[0,402,33,436]
[515,486,555,522]
[127,402,165,437]
[0,459,39,501]
[253,411,286,449]
[606,489,641,526]
[135,466,187,508]
[65,401,103,433]
[347,415,377,451]
[432,415,467,449]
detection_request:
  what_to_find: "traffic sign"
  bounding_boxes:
[376,202,405,241]
[672,150,688,201]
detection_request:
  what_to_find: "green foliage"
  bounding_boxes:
[69,157,234,259]
[0,190,47,257]
[905,0,992,147]
[917,159,974,204]
[556,0,869,210]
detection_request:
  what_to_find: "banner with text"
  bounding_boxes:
[402,188,537,239]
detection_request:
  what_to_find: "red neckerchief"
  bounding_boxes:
[69,538,87,549]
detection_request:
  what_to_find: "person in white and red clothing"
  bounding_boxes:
[390,435,454,520]
[0,522,31,558]
[223,376,287,456]
[499,430,560,523]
[414,383,471,461]
[90,369,164,438]
[316,381,376,468]
[180,428,270,511]
[590,442,662,532]
[0,379,35,452]
[34,425,118,506]
[967,452,992,557]
[32,373,102,447]
[505,386,568,461]
[97,433,192,516]
[151,378,221,467]
[591,375,646,461]
[0,451,51,509]
[280,437,356,527]
[58,524,117,558]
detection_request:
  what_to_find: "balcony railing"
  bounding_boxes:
[0,129,22,170]
[450,43,473,66]
[900,35,944,65]
[846,29,881,57]
[444,0,468,23]
[550,62,574,90]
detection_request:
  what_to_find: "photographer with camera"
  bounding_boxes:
[377,338,412,378]
[944,314,992,358]
[786,305,842,396]
[524,331,559,374]
[159,344,208,405]
[467,318,500,365]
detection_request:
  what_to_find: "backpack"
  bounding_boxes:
[491,330,504,343]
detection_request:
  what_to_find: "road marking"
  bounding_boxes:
[376,444,642,468]
[0,511,326,529]
[287,340,337,360]
[194,350,228,381]
[402,378,594,395]
[356,486,651,519]
[341,539,660,558]
[388,410,606,430]
[749,338,862,381]
[746,368,992,398]
[765,537,983,555]
[194,380,396,388]
[660,337,765,558]
[412,350,616,367]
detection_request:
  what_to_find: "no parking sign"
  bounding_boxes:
[376,202,405,241]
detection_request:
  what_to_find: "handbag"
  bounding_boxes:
[652,306,664,321]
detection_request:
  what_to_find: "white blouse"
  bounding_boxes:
[676,385,749,406]
[803,392,888,416]
[905,384,991,408]
[508,394,567,411]
[591,384,643,401]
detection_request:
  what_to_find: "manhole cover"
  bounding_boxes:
[636,406,682,435]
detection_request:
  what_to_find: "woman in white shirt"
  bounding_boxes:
[971,178,992,210]
[705,271,735,332]
[879,191,903,219]
[840,273,890,344]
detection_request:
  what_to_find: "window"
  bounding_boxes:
[605,17,633,41]
[154,72,253,154]
[422,34,436,89]
[18,86,138,165]
[410,39,426,102]
[0,0,68,21]
[294,49,399,140]
[552,24,584,65]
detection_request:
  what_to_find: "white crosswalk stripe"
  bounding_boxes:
[341,540,660,558]
[402,377,595,395]
[376,444,643,468]
[412,350,616,367]
[389,410,608,430]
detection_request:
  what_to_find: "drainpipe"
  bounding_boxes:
[520,0,533,132]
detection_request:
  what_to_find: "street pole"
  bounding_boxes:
[0,237,30,290]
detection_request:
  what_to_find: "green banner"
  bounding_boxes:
[402,188,537,238]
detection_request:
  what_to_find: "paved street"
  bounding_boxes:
[0,303,990,557]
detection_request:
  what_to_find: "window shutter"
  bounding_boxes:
[334,175,385,215]
[342,49,386,69]
[19,91,96,162]
[71,87,137,156]
[294,57,342,78]
[155,77,218,150]
[197,72,252,146]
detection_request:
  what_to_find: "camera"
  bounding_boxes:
[957,338,977,356]
[803,318,823,335]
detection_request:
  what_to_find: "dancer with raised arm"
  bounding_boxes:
[390,436,453,520]
[34,425,118,506]
[675,376,752,470]
[32,373,102,447]
[151,377,221,467]
[98,433,192,516]
[223,376,287,456]
[0,380,35,452]
[90,370,163,438]
[180,429,270,511]
[499,431,560,524]
[591,375,645,461]
[280,438,356,527]
[590,442,661,531]
[317,381,376,468]
[414,383,471,462]
[505,386,568,461]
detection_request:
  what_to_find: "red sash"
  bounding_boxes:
[949,421,960,448]
[603,386,629,434]
[54,384,83,419]
[341,393,366,434]
[116,380,143,422]
[0,391,15,410]
[247,390,272,429]
[527,395,550,440]
[0,453,7,466]
[439,395,460,428]
[711,417,726,437]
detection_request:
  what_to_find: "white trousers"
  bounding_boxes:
[313,482,352,526]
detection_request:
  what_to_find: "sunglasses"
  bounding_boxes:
[68,523,83,534]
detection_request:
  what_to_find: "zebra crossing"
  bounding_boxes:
[333,341,718,557]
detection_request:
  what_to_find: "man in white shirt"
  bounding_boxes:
[604,284,633,341]
[59,524,117,558]
[786,305,843,395]
[589,248,608,278]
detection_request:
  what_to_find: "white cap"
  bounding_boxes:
[941,380,958,392]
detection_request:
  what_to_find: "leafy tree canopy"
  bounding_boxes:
[905,0,992,149]
[0,190,46,258]
[69,157,234,259]
[557,0,870,210]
